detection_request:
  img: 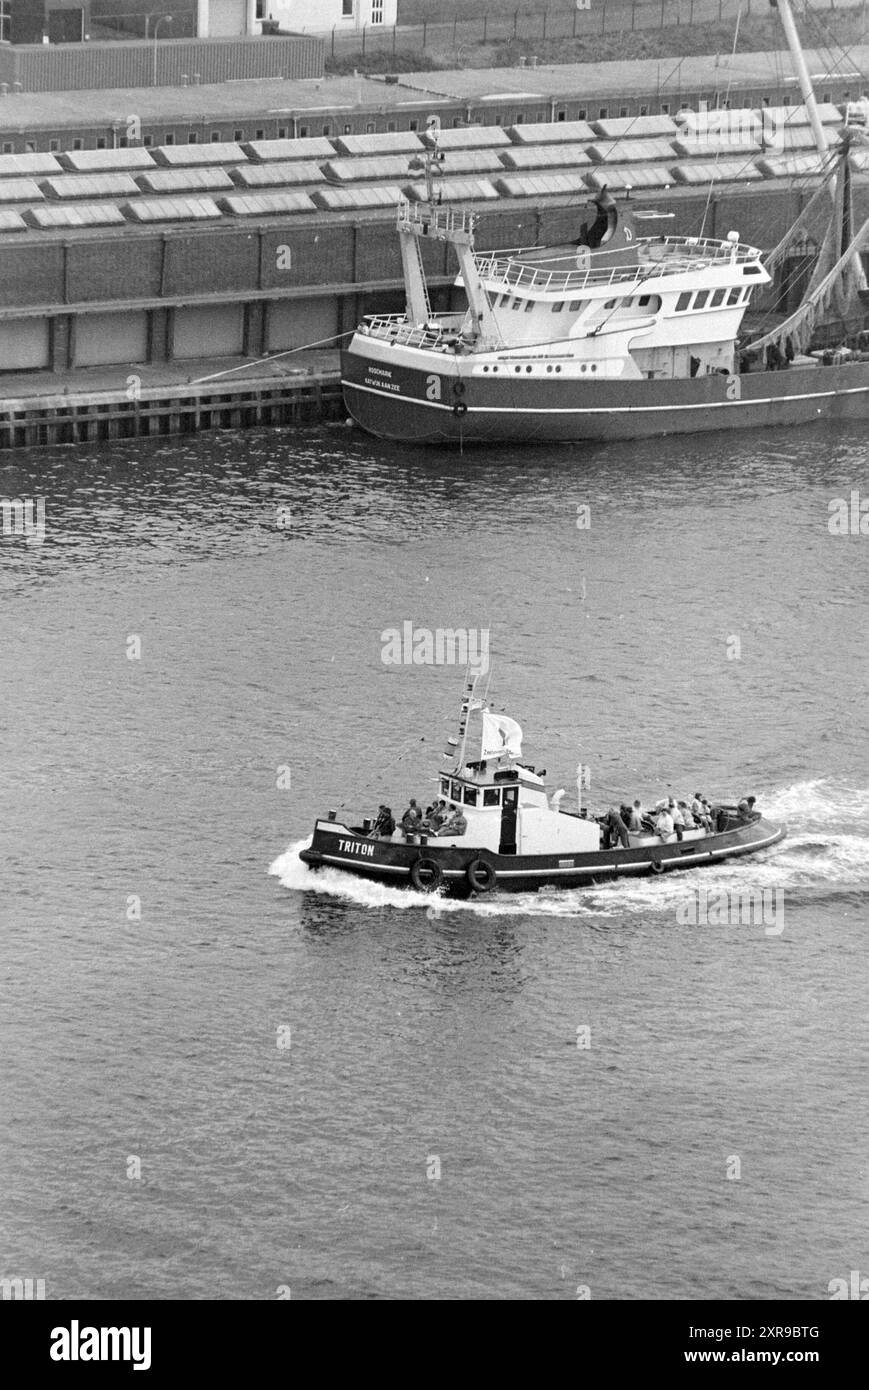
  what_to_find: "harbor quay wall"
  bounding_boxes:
[0,182,848,374]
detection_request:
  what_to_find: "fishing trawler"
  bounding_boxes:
[342,0,869,445]
[298,679,786,897]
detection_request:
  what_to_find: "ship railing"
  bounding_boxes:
[474,236,760,295]
[397,197,477,239]
[361,314,450,350]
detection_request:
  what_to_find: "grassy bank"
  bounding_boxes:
[325,10,869,75]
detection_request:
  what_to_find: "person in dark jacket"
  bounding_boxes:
[372,805,395,838]
[602,806,629,849]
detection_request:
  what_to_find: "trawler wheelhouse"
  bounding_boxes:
[357,197,768,383]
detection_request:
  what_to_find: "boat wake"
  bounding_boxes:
[268,780,869,919]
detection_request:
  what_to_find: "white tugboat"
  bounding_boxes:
[299,678,786,897]
[341,0,869,445]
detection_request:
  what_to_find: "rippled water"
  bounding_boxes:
[2,421,867,1299]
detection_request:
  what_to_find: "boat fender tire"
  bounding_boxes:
[466,858,497,893]
[453,402,468,417]
[410,856,443,893]
[650,859,665,875]
[452,380,466,398]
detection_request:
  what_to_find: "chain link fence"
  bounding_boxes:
[327,0,859,60]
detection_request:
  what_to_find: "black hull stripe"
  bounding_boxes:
[315,829,783,880]
[342,379,869,415]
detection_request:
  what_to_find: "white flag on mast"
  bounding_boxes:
[481,710,523,760]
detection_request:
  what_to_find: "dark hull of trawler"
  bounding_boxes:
[299,814,785,897]
[342,346,869,444]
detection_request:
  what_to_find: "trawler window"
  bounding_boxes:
[741,288,752,302]
[552,301,565,312]
[440,778,450,795]
[463,787,478,806]
[524,300,534,313]
[693,290,710,309]
[450,781,461,800]
[710,288,726,307]
[568,300,582,311]
[483,788,501,807]
[511,298,522,310]
[727,288,741,305]
[604,298,617,309]
[638,295,650,306]
[675,292,692,311]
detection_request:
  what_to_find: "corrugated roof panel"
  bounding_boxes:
[0,210,28,231]
[495,172,589,198]
[588,138,677,163]
[593,115,679,138]
[671,159,763,184]
[424,126,512,150]
[153,142,247,167]
[312,184,404,210]
[781,125,825,149]
[42,172,140,199]
[586,165,674,190]
[123,196,223,222]
[757,153,829,178]
[220,192,316,216]
[763,103,843,126]
[246,137,335,161]
[324,155,416,183]
[507,120,596,144]
[136,167,235,194]
[671,137,760,158]
[0,178,45,203]
[443,148,516,173]
[405,177,500,201]
[500,144,592,170]
[60,147,157,173]
[27,203,128,228]
[0,153,63,177]
[334,132,425,157]
[231,161,325,187]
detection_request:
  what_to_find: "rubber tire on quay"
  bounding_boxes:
[466,858,497,893]
[410,856,443,892]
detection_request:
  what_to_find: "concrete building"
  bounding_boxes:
[253,0,396,36]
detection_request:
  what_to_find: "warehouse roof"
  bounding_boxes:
[0,73,456,134]
[388,46,869,103]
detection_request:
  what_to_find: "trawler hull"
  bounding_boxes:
[299,814,785,896]
[342,346,869,444]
